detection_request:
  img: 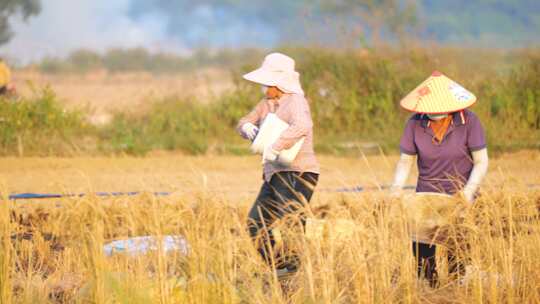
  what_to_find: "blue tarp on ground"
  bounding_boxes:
[7,191,172,201]
[5,184,538,201]
[103,235,189,257]
[5,186,410,200]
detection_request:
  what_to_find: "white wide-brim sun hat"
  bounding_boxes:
[243,53,304,95]
[400,71,477,114]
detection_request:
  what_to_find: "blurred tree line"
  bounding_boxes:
[2,47,539,155]
[128,0,418,47]
[0,0,41,45]
[36,48,266,74]
[421,0,540,45]
[0,0,40,45]
[1,0,539,49]
[128,0,540,47]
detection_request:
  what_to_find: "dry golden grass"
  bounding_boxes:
[1,152,538,199]
[11,69,233,125]
[0,152,539,303]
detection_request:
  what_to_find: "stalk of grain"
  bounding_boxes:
[0,195,13,303]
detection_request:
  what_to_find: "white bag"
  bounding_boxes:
[251,113,305,165]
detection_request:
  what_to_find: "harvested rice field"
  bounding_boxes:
[3,2,540,303]
[0,151,539,303]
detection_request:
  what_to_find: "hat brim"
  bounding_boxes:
[243,68,304,95]
[243,68,279,87]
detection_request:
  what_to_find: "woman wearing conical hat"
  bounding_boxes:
[237,53,320,274]
[390,71,489,286]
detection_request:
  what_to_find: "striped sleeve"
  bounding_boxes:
[236,100,266,139]
[272,96,312,151]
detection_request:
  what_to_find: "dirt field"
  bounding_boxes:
[2,151,539,201]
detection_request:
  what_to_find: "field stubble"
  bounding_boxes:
[0,152,539,302]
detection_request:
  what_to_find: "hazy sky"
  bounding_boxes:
[3,1,539,63]
[2,0,282,64]
[2,0,187,63]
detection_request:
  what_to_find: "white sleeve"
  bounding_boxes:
[463,148,489,202]
[390,153,415,194]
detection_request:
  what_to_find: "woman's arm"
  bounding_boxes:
[463,148,488,202]
[390,117,418,195]
[272,97,311,151]
[236,101,265,139]
[390,153,415,195]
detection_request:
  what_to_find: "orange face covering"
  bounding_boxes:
[429,115,452,143]
[266,86,283,100]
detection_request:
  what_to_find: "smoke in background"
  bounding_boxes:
[3,0,317,63]
[2,0,183,63]
[2,0,540,63]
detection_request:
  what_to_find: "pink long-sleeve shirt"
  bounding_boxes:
[237,93,320,181]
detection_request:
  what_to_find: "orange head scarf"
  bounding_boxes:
[429,115,453,143]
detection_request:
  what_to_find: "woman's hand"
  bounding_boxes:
[456,191,474,204]
[462,189,475,204]
[462,148,489,204]
[241,123,259,141]
[6,83,16,95]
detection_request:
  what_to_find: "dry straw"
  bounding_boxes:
[0,186,539,303]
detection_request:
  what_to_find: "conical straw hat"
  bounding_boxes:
[400,71,476,114]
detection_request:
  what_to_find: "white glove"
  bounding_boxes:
[390,153,415,197]
[462,189,476,204]
[462,148,489,203]
[241,123,259,141]
[262,145,280,164]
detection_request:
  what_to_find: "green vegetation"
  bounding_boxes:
[100,47,540,155]
[3,47,540,156]
[0,88,90,156]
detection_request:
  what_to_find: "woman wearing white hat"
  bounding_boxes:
[237,53,320,272]
[390,71,489,286]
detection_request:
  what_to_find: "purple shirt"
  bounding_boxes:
[399,110,487,194]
